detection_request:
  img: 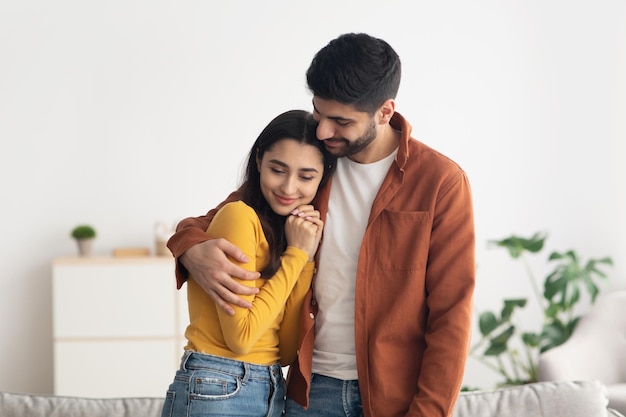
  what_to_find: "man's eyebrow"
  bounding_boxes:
[312,102,354,123]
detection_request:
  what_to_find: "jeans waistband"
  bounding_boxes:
[181,350,282,381]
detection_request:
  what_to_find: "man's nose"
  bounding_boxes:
[316,119,334,140]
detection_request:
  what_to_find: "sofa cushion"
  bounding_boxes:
[0,392,164,417]
[453,380,616,417]
[1,380,621,417]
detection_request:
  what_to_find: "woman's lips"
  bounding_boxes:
[275,194,297,205]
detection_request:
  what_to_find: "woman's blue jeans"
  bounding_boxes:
[160,351,286,417]
[285,373,362,417]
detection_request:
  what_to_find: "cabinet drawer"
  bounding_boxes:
[53,262,177,338]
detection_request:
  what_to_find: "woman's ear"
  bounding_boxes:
[256,149,262,171]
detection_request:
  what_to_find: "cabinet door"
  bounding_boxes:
[52,258,186,398]
[54,340,180,398]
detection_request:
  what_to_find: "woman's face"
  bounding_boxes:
[257,139,325,216]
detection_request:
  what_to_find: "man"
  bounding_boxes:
[167,33,475,417]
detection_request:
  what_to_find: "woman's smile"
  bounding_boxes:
[273,193,299,206]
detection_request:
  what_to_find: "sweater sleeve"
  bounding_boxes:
[166,189,242,289]
[277,262,314,366]
[209,202,311,355]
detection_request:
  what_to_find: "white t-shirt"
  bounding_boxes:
[311,150,397,380]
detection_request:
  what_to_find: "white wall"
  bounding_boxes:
[1,0,625,394]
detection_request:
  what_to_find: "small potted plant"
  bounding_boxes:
[71,224,97,256]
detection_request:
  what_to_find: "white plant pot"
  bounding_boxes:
[76,238,94,257]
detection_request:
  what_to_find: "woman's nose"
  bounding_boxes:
[280,175,297,195]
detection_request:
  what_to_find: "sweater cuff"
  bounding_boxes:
[284,246,311,265]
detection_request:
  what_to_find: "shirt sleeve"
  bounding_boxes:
[208,201,311,355]
[410,171,475,416]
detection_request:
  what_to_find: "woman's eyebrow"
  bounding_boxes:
[268,159,319,173]
[267,159,288,167]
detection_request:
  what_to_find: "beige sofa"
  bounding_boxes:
[0,380,623,417]
[538,291,626,415]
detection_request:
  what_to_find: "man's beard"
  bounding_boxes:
[324,118,377,158]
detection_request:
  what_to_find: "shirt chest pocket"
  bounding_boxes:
[374,209,432,271]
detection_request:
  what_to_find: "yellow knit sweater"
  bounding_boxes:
[184,201,314,366]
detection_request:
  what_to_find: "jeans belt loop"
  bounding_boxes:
[180,350,192,371]
[241,362,250,385]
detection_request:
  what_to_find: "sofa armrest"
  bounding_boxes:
[453,380,612,417]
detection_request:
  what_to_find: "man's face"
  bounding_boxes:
[311,97,378,159]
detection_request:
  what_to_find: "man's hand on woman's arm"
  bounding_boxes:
[180,238,260,315]
[169,189,254,315]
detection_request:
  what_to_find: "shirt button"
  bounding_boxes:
[309,312,315,319]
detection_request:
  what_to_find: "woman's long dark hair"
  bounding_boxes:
[239,110,336,278]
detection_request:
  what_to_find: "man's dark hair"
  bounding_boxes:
[306,33,401,115]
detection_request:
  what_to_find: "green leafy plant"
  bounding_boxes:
[470,232,612,387]
[71,224,97,240]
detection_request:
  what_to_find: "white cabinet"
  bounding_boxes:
[52,256,187,398]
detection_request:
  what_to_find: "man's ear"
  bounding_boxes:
[379,99,396,124]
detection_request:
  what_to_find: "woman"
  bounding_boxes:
[161,110,336,417]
